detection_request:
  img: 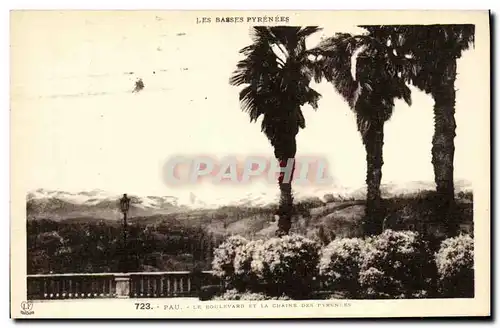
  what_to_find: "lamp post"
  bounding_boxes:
[119,193,131,272]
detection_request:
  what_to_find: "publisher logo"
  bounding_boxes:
[20,301,34,315]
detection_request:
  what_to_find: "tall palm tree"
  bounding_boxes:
[361,25,475,203]
[360,25,475,234]
[230,26,322,236]
[312,32,413,235]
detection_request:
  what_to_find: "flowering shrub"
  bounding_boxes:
[435,234,474,297]
[233,239,265,291]
[359,230,431,298]
[318,238,365,297]
[213,289,291,301]
[251,234,321,298]
[211,235,248,286]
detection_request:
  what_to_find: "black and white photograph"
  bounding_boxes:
[10,10,490,318]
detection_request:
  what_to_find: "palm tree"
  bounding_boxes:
[360,25,475,234]
[312,32,413,235]
[230,26,322,236]
[361,25,475,203]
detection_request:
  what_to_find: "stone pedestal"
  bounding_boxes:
[115,275,130,298]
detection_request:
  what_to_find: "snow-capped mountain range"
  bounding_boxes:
[26,180,472,221]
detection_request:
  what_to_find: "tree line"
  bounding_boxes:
[27,218,223,274]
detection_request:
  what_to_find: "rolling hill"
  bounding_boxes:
[26,181,474,240]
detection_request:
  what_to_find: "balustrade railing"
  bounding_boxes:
[27,271,218,300]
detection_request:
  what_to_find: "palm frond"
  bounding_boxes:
[239,86,261,122]
[303,88,322,109]
[312,33,360,108]
[315,28,416,128]
[399,84,412,106]
[230,26,322,144]
[298,26,322,38]
[297,109,306,129]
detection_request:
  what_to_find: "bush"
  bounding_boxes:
[233,239,264,291]
[359,230,431,299]
[435,234,474,297]
[318,238,365,297]
[251,234,321,299]
[211,235,248,287]
[213,289,291,301]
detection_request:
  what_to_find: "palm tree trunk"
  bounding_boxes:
[432,60,457,199]
[274,138,297,236]
[277,180,293,235]
[363,119,385,235]
[431,59,457,233]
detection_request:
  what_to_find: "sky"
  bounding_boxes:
[11,12,481,205]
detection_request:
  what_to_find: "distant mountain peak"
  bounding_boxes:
[26,181,472,221]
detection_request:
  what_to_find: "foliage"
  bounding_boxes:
[358,229,431,299]
[316,225,335,245]
[211,235,249,285]
[230,26,322,146]
[318,238,366,297]
[212,234,321,298]
[213,289,291,301]
[358,25,474,94]
[313,31,413,136]
[212,229,474,300]
[251,234,321,298]
[435,234,474,297]
[233,239,265,291]
[27,218,220,274]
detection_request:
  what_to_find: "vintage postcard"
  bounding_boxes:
[10,10,490,319]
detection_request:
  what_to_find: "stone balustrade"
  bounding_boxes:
[27,271,218,300]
